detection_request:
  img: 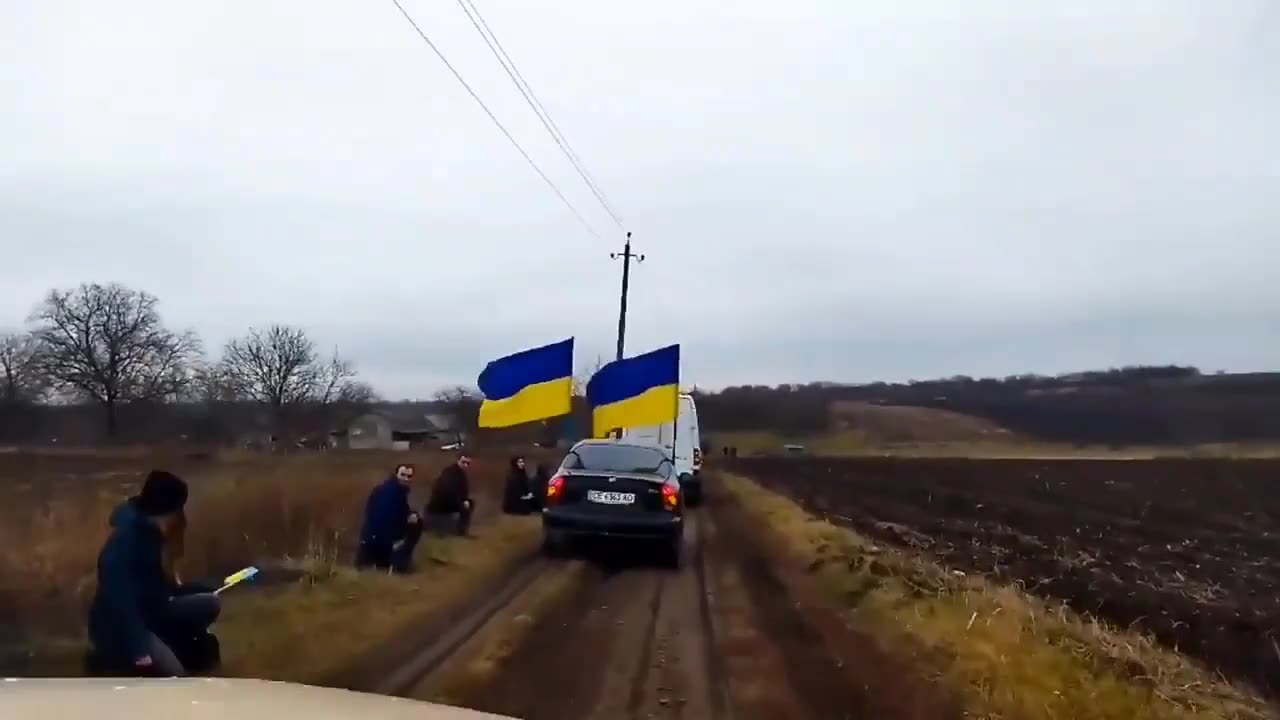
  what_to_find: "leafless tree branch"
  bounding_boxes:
[433,385,481,430]
[219,326,373,434]
[220,325,320,411]
[0,331,48,404]
[27,283,201,436]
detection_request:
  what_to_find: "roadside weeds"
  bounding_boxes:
[219,515,541,685]
[719,473,1276,720]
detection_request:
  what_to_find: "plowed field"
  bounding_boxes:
[732,457,1280,696]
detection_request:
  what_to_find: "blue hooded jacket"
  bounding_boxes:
[88,501,177,661]
[359,476,412,550]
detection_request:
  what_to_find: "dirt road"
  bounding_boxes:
[391,487,956,720]
[446,514,727,720]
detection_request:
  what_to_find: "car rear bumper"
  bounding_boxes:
[543,508,682,541]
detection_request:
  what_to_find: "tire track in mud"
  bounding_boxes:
[406,484,959,720]
[624,576,666,715]
[442,516,722,720]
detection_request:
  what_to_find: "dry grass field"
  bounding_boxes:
[0,447,553,677]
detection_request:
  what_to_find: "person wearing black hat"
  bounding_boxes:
[87,470,222,677]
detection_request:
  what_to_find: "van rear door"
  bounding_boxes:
[624,422,674,454]
[668,395,696,476]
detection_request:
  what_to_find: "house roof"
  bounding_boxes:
[423,414,457,431]
[351,407,458,434]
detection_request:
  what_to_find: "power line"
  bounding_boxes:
[389,0,603,240]
[453,0,625,229]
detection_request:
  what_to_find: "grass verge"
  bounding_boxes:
[0,449,527,675]
[719,473,1275,720]
[219,515,541,684]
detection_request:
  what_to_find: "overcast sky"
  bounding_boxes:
[2,1,1276,398]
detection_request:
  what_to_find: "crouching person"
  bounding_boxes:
[357,464,423,574]
[425,454,475,536]
[88,471,221,677]
[501,456,536,516]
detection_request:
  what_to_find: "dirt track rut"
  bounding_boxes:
[448,515,725,720]
[402,487,957,720]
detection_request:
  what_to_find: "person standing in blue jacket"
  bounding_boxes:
[88,470,221,677]
[357,463,422,573]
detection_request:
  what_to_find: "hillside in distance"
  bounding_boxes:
[828,401,1017,444]
[694,366,1280,446]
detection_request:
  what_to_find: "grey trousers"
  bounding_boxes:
[146,592,221,676]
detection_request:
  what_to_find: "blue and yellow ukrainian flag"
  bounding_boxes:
[586,344,680,437]
[477,338,574,428]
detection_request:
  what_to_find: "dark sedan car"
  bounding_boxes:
[541,440,685,567]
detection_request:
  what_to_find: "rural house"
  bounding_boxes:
[341,407,464,450]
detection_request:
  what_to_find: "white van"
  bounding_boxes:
[623,393,703,504]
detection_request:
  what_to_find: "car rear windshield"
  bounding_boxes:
[563,444,669,474]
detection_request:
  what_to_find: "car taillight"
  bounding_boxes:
[546,476,566,505]
[661,482,680,511]
[693,448,703,465]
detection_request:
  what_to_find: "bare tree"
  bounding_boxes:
[28,283,201,437]
[313,349,376,432]
[0,331,47,404]
[220,326,371,433]
[573,354,607,398]
[220,325,320,413]
[189,362,239,404]
[314,348,374,404]
[433,385,481,430]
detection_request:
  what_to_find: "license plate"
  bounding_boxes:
[586,490,635,505]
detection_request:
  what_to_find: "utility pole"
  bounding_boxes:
[610,231,644,361]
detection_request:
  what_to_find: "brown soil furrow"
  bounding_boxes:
[733,456,1280,698]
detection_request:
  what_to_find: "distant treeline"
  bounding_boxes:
[692,365,1280,446]
[4,284,1275,450]
[0,281,374,445]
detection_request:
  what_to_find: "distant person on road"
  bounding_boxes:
[426,454,475,536]
[356,464,423,574]
[89,470,222,678]
[501,456,536,515]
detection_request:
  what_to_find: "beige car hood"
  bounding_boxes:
[0,677,518,719]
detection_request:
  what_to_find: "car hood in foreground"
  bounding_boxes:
[0,677,516,720]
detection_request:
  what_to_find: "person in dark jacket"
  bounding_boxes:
[356,464,422,573]
[531,463,551,510]
[88,470,221,677]
[501,456,535,515]
[425,454,475,536]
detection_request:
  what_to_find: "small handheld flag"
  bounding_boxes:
[214,566,260,595]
